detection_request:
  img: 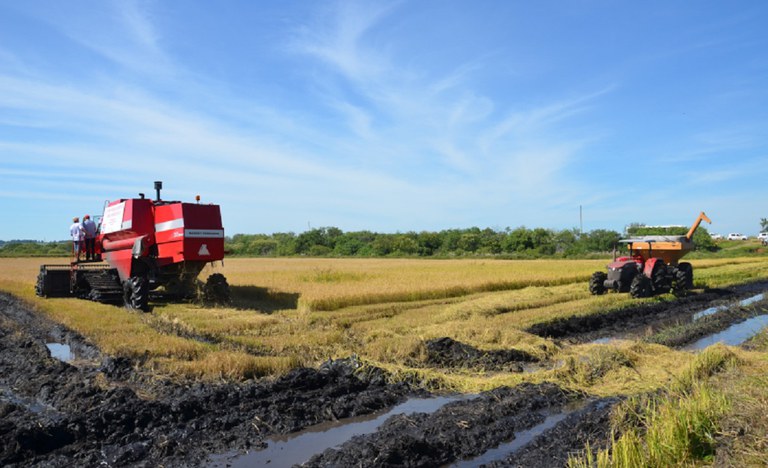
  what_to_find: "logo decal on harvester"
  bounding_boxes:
[198,244,210,256]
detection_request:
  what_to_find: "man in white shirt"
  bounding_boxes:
[69,217,84,262]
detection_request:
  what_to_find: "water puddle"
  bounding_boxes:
[692,293,765,321]
[46,343,74,362]
[684,315,768,351]
[451,411,569,468]
[208,395,470,467]
[589,292,768,345]
[740,293,765,307]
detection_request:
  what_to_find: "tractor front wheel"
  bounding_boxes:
[589,271,607,295]
[651,262,671,294]
[124,276,149,311]
[630,274,652,298]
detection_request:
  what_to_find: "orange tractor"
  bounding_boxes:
[589,212,711,298]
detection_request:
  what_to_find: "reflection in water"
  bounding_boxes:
[209,395,470,467]
[685,315,768,350]
[693,293,765,321]
[46,343,74,362]
[451,411,569,468]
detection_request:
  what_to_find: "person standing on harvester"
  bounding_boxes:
[81,215,97,261]
[69,217,84,262]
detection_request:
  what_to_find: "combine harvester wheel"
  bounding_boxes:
[203,273,231,305]
[124,276,150,311]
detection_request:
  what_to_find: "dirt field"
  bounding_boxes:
[2,256,768,466]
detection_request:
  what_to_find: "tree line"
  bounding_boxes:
[227,227,626,257]
[0,240,71,257]
[0,224,716,258]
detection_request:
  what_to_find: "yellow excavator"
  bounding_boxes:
[589,212,711,298]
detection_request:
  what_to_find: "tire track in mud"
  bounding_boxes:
[0,292,418,467]
[526,280,768,346]
[301,382,582,467]
[480,397,620,468]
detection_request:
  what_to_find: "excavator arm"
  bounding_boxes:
[685,211,712,241]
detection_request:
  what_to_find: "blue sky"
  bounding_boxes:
[1,1,767,241]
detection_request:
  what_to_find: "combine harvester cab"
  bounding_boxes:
[589,212,711,298]
[36,181,229,311]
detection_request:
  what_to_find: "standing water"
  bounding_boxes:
[451,411,569,467]
[208,395,470,467]
[692,293,765,321]
[46,343,74,362]
[684,315,768,351]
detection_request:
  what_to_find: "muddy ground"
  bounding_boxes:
[2,281,768,467]
[422,337,538,372]
[0,293,414,467]
[302,384,618,468]
[528,280,768,347]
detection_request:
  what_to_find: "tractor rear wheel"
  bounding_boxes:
[672,263,693,296]
[124,276,149,311]
[589,271,607,295]
[203,273,230,305]
[630,274,652,298]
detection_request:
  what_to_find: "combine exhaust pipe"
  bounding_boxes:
[154,181,163,202]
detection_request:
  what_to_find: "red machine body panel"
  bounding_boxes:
[643,257,663,278]
[154,203,225,265]
[100,199,156,281]
[97,197,224,282]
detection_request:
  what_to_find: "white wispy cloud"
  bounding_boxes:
[0,1,632,239]
[286,1,611,195]
[291,1,398,80]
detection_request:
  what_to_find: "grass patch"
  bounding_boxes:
[569,384,729,467]
[164,352,301,380]
[1,256,767,385]
[556,346,637,387]
[709,359,768,466]
[568,346,737,467]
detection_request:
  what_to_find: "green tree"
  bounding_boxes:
[477,228,503,254]
[372,235,395,256]
[554,228,581,255]
[502,227,534,252]
[417,231,442,256]
[273,232,297,256]
[392,234,419,255]
[531,228,555,255]
[583,229,621,252]
[457,232,480,253]
[692,227,717,251]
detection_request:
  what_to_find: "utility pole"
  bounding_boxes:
[579,205,583,235]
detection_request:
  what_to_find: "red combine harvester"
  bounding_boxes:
[589,212,711,298]
[36,181,229,311]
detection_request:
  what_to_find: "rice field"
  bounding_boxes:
[2,256,768,392]
[212,256,768,310]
